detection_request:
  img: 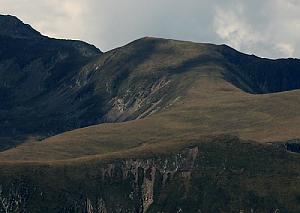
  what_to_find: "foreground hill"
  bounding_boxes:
[1,136,300,212]
[1,15,300,212]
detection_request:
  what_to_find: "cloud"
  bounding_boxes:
[0,0,299,58]
[276,43,295,56]
[213,3,261,50]
[212,0,300,58]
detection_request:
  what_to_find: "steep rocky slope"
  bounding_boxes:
[1,136,300,212]
[220,45,300,93]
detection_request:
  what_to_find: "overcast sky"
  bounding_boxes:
[1,0,300,58]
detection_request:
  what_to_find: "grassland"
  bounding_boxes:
[1,62,300,162]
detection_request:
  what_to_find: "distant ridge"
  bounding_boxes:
[0,14,42,38]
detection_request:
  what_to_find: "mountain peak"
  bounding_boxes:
[0,14,42,39]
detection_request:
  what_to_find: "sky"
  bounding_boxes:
[1,0,300,58]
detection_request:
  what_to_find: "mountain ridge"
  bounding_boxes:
[0,14,42,38]
[1,16,300,151]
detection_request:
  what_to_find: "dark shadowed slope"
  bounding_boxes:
[220,45,300,93]
[0,15,101,150]
[0,15,41,38]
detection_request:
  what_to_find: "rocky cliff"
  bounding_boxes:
[1,147,198,212]
[0,136,298,213]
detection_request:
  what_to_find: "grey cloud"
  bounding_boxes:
[0,0,299,58]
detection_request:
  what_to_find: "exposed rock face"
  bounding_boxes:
[0,141,289,213]
[0,146,200,212]
[0,151,165,212]
[0,184,29,213]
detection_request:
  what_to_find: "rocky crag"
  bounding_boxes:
[0,136,299,213]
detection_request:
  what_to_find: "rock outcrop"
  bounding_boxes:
[0,140,291,213]
[0,146,198,213]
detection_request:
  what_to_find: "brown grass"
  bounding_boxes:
[1,64,300,162]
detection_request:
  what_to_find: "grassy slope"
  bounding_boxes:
[2,37,300,161]
[1,62,300,162]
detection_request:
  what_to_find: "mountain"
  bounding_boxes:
[0,15,300,212]
[0,15,101,149]
[0,15,41,38]
[2,32,300,149]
